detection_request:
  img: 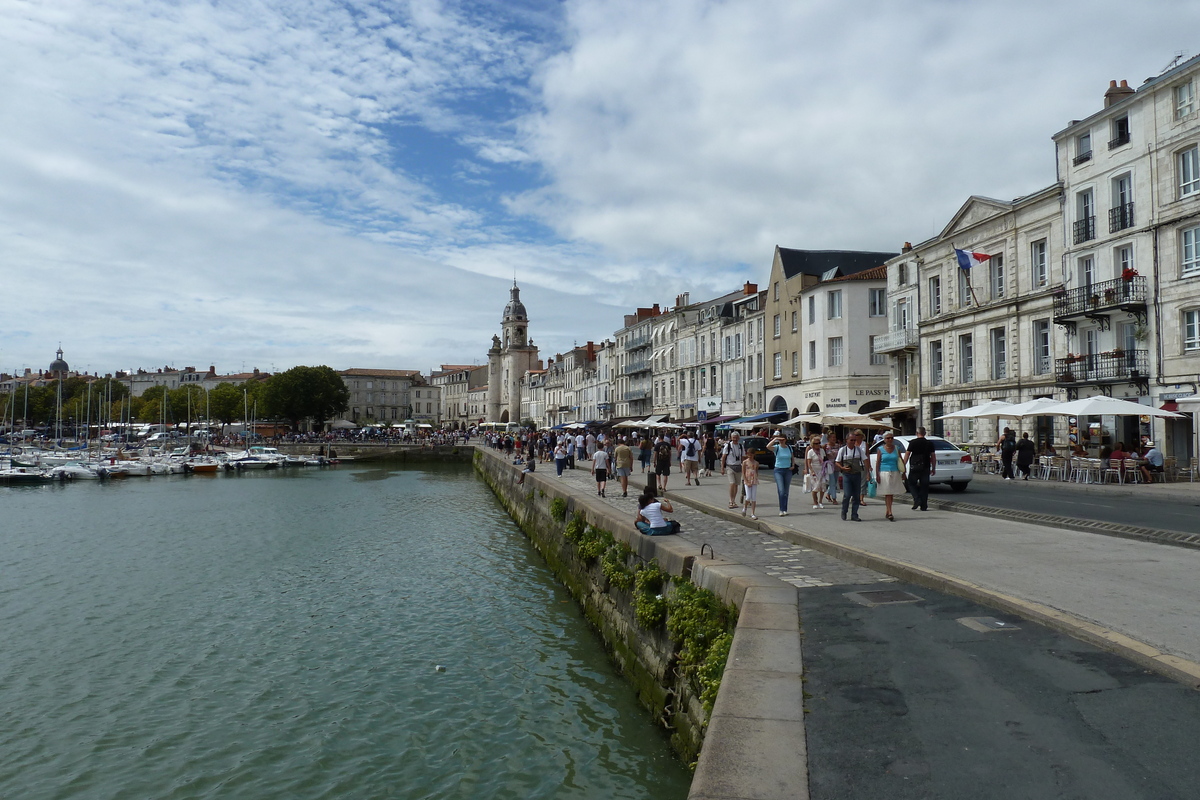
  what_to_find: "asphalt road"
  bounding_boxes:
[927,475,1200,534]
[802,581,1200,800]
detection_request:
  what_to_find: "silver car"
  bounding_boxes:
[869,435,973,492]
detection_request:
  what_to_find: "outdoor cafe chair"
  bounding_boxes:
[1122,459,1142,484]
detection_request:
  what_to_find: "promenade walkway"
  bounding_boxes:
[533,456,1200,799]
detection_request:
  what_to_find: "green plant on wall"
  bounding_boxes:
[550,497,568,523]
[564,511,587,542]
[634,560,668,628]
[601,542,635,590]
[577,525,614,562]
[696,632,733,713]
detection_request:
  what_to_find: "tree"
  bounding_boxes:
[207,383,245,426]
[262,366,349,430]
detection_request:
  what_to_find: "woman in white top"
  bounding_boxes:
[804,434,826,509]
[636,494,680,535]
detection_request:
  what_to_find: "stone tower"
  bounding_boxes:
[486,282,539,424]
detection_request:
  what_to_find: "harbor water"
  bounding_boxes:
[0,462,691,799]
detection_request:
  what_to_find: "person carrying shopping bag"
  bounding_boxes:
[873,431,906,521]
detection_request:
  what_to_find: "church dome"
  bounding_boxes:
[49,347,69,374]
[503,282,527,321]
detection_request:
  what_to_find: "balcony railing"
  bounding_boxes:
[624,389,650,401]
[626,333,651,350]
[623,360,651,375]
[1052,276,1147,321]
[1072,150,1092,166]
[1108,131,1131,150]
[1072,215,1096,244]
[1055,350,1149,384]
[873,328,919,354]
[1108,202,1135,233]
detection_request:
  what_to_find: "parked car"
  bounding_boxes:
[868,435,973,492]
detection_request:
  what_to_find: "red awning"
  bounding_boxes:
[1160,401,1179,412]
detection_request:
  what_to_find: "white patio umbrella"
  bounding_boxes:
[997,397,1064,419]
[1036,396,1184,419]
[329,419,357,429]
[935,400,1014,420]
[613,420,644,428]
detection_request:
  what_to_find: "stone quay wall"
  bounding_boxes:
[275,443,472,462]
[474,446,809,800]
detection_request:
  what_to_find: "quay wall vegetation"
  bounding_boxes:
[474,447,810,800]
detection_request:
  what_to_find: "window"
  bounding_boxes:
[991,328,1007,379]
[1074,190,1095,243]
[1031,239,1048,287]
[898,262,908,285]
[929,341,943,386]
[1180,146,1200,197]
[897,298,910,329]
[958,267,971,306]
[827,290,842,319]
[990,254,1005,299]
[792,351,799,376]
[807,295,815,325]
[773,314,781,338]
[808,341,816,370]
[1033,320,1051,374]
[829,337,844,367]
[1177,81,1196,119]
[791,310,798,332]
[773,281,779,301]
[1080,255,1096,289]
[959,335,974,382]
[1116,244,1134,277]
[735,333,743,358]
[1111,174,1134,232]
[1109,115,1130,149]
[1074,131,1092,164]
[869,336,886,365]
[1186,310,1200,351]
[773,352,782,380]
[1184,226,1200,277]
[757,352,763,378]
[724,336,732,360]
[869,288,886,317]
[929,276,941,315]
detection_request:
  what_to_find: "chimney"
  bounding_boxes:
[1105,79,1135,107]
[901,242,912,253]
[253,368,260,375]
[743,281,758,295]
[586,341,595,362]
[652,303,660,315]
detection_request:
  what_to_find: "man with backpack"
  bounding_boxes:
[720,433,745,508]
[679,431,701,485]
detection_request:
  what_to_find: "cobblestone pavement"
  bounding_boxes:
[546,459,893,589]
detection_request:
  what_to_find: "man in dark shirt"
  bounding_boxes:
[904,427,936,511]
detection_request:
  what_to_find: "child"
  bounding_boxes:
[741,448,759,520]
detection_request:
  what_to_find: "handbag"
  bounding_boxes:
[867,477,877,498]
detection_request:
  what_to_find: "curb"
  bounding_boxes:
[669,491,1200,691]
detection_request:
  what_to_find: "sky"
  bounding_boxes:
[3,0,1199,378]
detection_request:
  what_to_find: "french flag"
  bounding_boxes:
[955,248,991,271]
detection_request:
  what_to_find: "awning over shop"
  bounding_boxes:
[703,414,739,424]
[868,404,916,419]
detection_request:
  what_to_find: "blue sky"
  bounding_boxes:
[2,0,1199,378]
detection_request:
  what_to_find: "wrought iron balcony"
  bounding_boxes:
[626,333,651,350]
[1072,215,1096,244]
[623,360,651,375]
[873,328,919,354]
[1108,202,1135,233]
[1052,276,1147,322]
[1072,150,1092,166]
[1108,131,1131,150]
[624,389,650,401]
[1055,350,1149,385]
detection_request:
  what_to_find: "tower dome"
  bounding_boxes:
[49,347,69,375]
[503,282,527,321]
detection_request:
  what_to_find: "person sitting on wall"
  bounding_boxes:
[635,493,681,536]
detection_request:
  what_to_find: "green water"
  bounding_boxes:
[0,464,691,799]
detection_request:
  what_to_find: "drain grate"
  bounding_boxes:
[845,589,924,607]
[958,616,1021,633]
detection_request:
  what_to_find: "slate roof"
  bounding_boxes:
[777,248,898,280]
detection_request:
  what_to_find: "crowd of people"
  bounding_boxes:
[492,423,958,532]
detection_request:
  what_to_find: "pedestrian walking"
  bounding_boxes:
[702,434,716,477]
[998,427,1017,480]
[638,435,652,472]
[768,431,795,517]
[1015,432,1036,479]
[612,437,634,496]
[804,434,826,509]
[835,430,869,521]
[904,427,936,511]
[679,432,701,485]
[741,448,759,520]
[823,431,841,505]
[872,431,906,521]
[720,432,745,508]
[591,446,610,497]
[653,438,673,493]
